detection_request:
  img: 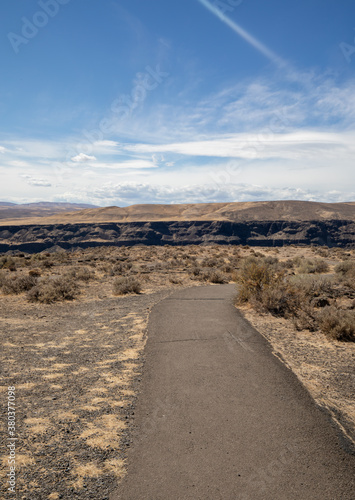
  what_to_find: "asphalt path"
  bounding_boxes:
[111,284,355,500]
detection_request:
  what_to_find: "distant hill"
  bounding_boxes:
[0,200,353,225]
[0,201,354,250]
[0,202,98,221]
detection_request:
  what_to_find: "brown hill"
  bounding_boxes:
[0,201,354,226]
[0,202,98,222]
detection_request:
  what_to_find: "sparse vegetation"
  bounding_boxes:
[235,253,355,342]
[0,245,353,342]
[1,242,354,500]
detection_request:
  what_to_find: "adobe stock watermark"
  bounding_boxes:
[7,0,71,55]
[73,65,170,157]
[7,386,17,495]
[340,29,355,63]
[55,63,170,179]
[239,442,299,499]
[214,0,244,15]
[209,107,291,191]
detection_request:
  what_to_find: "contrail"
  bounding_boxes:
[196,0,287,69]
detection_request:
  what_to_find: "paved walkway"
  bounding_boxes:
[111,284,355,500]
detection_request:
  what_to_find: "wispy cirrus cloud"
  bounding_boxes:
[1,71,355,205]
[121,130,355,161]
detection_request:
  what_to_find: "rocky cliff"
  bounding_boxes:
[0,220,354,253]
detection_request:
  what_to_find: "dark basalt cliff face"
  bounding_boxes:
[0,220,354,253]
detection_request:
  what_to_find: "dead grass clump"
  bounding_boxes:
[317,306,355,342]
[113,276,142,295]
[27,276,79,303]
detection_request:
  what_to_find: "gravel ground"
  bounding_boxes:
[0,288,172,500]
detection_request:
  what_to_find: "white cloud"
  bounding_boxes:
[85,160,158,170]
[1,71,355,206]
[71,153,97,163]
[122,130,355,162]
[20,175,52,187]
[56,182,355,207]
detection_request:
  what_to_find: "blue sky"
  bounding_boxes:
[0,0,355,206]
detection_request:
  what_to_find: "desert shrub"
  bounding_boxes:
[279,259,294,270]
[27,277,79,303]
[109,262,133,276]
[297,258,329,274]
[263,256,279,266]
[113,276,142,295]
[66,267,95,281]
[50,250,69,263]
[1,274,38,295]
[189,266,202,277]
[316,247,330,258]
[335,260,355,275]
[317,306,355,342]
[235,257,275,303]
[290,275,335,299]
[0,271,6,287]
[204,270,228,284]
[335,260,355,287]
[292,305,319,332]
[0,256,16,271]
[29,268,42,278]
[259,282,301,317]
[40,259,54,269]
[222,263,233,273]
[201,257,223,268]
[169,276,183,284]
